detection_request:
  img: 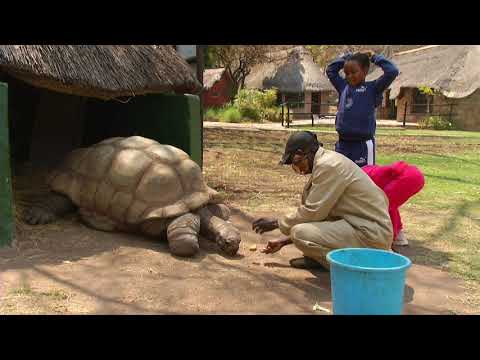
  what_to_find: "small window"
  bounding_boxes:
[412,88,433,113]
[276,91,283,106]
[285,92,305,109]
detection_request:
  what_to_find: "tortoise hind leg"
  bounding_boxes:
[78,209,118,232]
[24,192,76,225]
[166,213,201,257]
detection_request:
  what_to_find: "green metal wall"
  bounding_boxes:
[0,82,13,247]
[1,89,201,247]
[84,93,202,167]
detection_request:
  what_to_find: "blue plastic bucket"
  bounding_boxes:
[326,248,412,315]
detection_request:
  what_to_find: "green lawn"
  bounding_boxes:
[297,127,480,285]
[379,151,479,210]
[381,148,480,286]
[293,125,480,139]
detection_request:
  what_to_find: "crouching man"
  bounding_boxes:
[253,131,393,270]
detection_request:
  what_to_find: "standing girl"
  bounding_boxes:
[326,50,399,167]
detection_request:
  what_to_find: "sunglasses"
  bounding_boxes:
[291,152,309,174]
[291,150,307,162]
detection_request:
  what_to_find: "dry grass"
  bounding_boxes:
[0,285,72,314]
[203,129,338,214]
[11,164,55,246]
[203,127,480,307]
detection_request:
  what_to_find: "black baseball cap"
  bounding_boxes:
[279,131,322,165]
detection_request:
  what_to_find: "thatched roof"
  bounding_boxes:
[367,45,480,99]
[203,68,226,90]
[0,45,202,100]
[245,46,334,93]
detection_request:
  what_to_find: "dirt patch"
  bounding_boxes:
[0,208,476,314]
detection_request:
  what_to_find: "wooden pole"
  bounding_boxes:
[0,82,13,247]
[196,45,205,169]
[403,102,408,127]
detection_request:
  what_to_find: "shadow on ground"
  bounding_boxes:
[0,206,476,314]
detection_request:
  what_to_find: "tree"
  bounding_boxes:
[305,45,399,68]
[207,45,272,96]
[204,46,218,68]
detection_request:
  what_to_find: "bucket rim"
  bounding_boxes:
[326,248,412,273]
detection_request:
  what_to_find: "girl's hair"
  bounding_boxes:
[349,52,371,70]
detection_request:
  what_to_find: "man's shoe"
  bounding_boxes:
[393,230,409,246]
[289,257,328,271]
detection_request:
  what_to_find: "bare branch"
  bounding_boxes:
[208,45,272,96]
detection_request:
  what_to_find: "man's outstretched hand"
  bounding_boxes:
[261,239,285,254]
[261,237,293,254]
[252,217,279,234]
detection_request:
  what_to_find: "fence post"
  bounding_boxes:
[281,104,284,127]
[449,103,453,123]
[287,104,290,128]
[403,102,408,127]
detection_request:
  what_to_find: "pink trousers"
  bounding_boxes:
[363,162,425,239]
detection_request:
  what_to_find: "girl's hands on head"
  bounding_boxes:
[361,49,375,61]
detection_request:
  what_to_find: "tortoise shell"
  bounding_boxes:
[47,136,221,225]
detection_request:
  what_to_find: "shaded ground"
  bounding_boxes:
[2,127,479,314]
[0,209,475,314]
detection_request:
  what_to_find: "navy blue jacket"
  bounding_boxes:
[326,54,399,140]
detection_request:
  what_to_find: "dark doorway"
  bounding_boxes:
[311,92,321,114]
[388,100,397,119]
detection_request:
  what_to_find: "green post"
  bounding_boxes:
[84,93,203,168]
[0,82,13,247]
[129,93,202,167]
[183,94,202,168]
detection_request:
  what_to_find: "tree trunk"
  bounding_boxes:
[231,81,240,98]
[239,76,246,90]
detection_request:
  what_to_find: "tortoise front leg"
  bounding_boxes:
[166,213,201,257]
[24,192,76,225]
[196,205,241,256]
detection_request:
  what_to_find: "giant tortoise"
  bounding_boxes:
[24,136,241,257]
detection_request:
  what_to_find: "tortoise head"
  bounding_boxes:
[216,229,241,256]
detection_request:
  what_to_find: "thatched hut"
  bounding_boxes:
[368,45,480,130]
[245,46,336,118]
[0,45,202,246]
[0,45,201,99]
[202,68,233,108]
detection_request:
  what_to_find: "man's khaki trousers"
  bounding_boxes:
[290,219,391,269]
